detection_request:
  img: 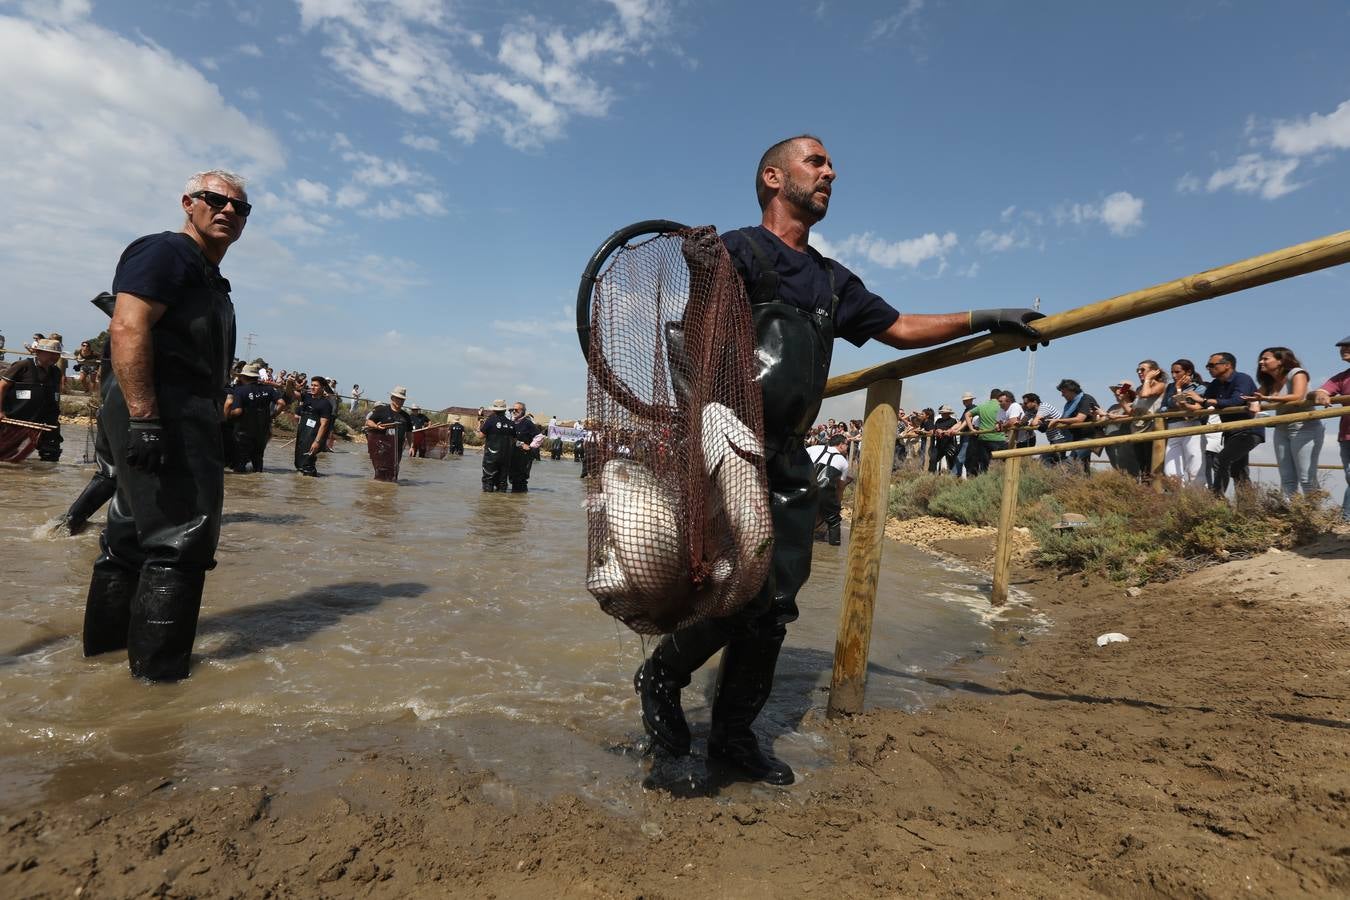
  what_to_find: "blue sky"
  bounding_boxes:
[2,0,1347,427]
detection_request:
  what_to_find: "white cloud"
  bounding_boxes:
[401,132,441,151]
[13,0,89,23]
[822,230,958,270]
[1271,99,1350,156]
[296,0,675,149]
[0,15,285,332]
[238,42,263,57]
[1053,191,1144,237]
[292,178,331,204]
[976,229,1020,253]
[491,306,573,336]
[1175,172,1202,194]
[871,0,924,40]
[1205,154,1302,200]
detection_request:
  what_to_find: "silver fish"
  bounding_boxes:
[700,403,773,590]
[599,458,684,602]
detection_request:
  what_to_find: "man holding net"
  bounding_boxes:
[635,134,1045,784]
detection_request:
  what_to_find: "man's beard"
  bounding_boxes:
[782,175,829,220]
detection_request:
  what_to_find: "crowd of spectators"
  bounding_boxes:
[804,340,1350,519]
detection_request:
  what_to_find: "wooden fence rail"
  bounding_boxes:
[987,405,1350,605]
[824,227,1350,717]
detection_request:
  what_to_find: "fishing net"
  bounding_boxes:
[366,427,401,482]
[0,421,42,463]
[420,424,450,459]
[583,225,772,635]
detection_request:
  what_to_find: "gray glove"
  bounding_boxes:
[125,417,168,472]
[970,308,1049,350]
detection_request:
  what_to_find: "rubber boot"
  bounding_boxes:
[635,619,730,755]
[63,473,118,534]
[82,563,138,656]
[127,566,206,682]
[707,632,794,785]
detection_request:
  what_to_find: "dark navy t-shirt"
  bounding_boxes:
[720,226,900,347]
[229,382,279,411]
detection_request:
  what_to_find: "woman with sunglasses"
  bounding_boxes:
[1159,359,1207,485]
[1246,346,1324,498]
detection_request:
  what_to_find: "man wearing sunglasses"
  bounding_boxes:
[81,169,248,682]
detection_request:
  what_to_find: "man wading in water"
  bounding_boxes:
[81,169,247,681]
[635,135,1046,784]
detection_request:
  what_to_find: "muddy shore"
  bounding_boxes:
[3,533,1347,898]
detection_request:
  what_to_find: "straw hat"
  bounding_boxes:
[938,404,954,413]
[489,399,507,411]
[409,403,421,411]
[390,385,408,400]
[960,391,975,401]
[239,363,262,378]
[31,338,62,354]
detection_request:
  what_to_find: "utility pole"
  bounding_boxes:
[245,332,257,360]
[1024,297,1040,394]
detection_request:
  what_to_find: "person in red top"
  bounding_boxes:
[1312,334,1350,521]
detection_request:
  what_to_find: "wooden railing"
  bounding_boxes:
[824,227,1350,717]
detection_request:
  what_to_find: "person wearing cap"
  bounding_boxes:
[1312,335,1350,521]
[294,375,335,476]
[806,432,851,544]
[222,362,285,473]
[633,134,1047,787]
[479,399,514,491]
[81,168,247,682]
[508,400,540,492]
[448,418,465,455]
[0,337,65,460]
[927,404,959,473]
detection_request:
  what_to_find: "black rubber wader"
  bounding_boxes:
[84,377,224,680]
[232,403,272,473]
[482,422,513,492]
[65,414,116,531]
[643,230,836,773]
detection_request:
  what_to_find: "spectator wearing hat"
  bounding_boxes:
[929,404,960,472]
[0,336,65,460]
[480,399,514,491]
[1312,335,1350,520]
[366,386,414,459]
[807,432,851,544]
[223,362,285,473]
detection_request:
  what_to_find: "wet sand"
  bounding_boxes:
[4,508,1346,897]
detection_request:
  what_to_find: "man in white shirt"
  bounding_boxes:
[995,390,1024,442]
[806,433,851,545]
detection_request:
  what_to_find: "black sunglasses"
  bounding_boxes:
[190,190,252,218]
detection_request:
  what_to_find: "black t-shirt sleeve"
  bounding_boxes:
[832,262,900,347]
[111,233,199,306]
[1080,393,1100,415]
[1,359,31,382]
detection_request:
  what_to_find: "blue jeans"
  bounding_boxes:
[1341,441,1350,521]
[1272,419,1325,497]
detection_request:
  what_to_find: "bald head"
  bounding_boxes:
[755,134,824,211]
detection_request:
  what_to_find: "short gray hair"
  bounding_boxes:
[184,169,247,196]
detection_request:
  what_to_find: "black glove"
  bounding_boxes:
[970,308,1049,350]
[125,417,168,472]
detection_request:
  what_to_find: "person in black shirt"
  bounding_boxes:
[479,399,513,491]
[929,404,960,472]
[364,388,410,485]
[634,135,1045,785]
[407,403,430,457]
[1202,351,1263,495]
[508,400,540,492]
[0,338,63,435]
[81,169,246,682]
[294,375,334,476]
[1046,379,1100,474]
[448,420,465,455]
[223,362,284,473]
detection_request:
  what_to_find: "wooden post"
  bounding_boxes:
[1150,417,1167,493]
[990,456,1022,606]
[827,378,902,718]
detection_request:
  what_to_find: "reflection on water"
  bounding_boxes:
[0,444,1037,810]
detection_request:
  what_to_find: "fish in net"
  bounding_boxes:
[366,426,402,482]
[578,222,773,635]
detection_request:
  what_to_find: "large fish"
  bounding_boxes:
[700,402,774,590]
[597,458,684,602]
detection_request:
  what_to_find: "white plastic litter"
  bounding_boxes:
[1096,632,1130,647]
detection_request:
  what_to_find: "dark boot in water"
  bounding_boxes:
[82,563,139,656]
[128,566,206,682]
[635,619,729,756]
[707,632,794,785]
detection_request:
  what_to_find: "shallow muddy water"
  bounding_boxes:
[0,444,1036,810]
